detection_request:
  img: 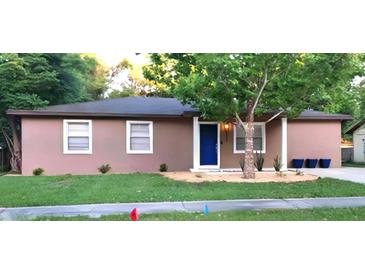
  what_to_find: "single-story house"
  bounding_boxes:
[7,97,352,175]
[345,118,365,162]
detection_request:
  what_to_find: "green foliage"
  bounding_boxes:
[143,53,195,94]
[0,53,108,110]
[145,89,174,98]
[254,152,265,171]
[273,155,283,172]
[98,164,111,174]
[352,84,365,118]
[32,168,44,176]
[159,163,168,172]
[3,93,48,110]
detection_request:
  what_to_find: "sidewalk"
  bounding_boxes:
[2,197,365,220]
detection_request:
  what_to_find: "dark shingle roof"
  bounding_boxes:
[294,109,352,120]
[7,97,198,117]
[6,97,352,120]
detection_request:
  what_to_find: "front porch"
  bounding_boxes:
[191,116,288,172]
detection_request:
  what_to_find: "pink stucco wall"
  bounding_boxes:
[21,117,342,175]
[21,117,193,175]
[287,120,342,168]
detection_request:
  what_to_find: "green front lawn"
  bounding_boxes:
[1,173,365,207]
[35,207,365,221]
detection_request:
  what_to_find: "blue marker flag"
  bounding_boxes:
[203,203,209,216]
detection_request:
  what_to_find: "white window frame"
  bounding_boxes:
[126,120,153,154]
[63,119,92,154]
[233,122,266,154]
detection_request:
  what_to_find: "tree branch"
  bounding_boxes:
[1,128,14,158]
[235,112,247,131]
[265,110,284,124]
[252,65,269,113]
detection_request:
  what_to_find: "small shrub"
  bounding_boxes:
[98,164,111,174]
[276,171,286,177]
[239,158,245,172]
[159,163,168,172]
[254,152,265,171]
[273,155,282,172]
[33,168,44,176]
[295,169,304,176]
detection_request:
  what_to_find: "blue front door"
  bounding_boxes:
[200,124,218,166]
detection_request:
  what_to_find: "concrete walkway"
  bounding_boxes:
[2,197,365,220]
[302,167,365,184]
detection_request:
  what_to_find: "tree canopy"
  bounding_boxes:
[0,53,108,112]
[144,53,365,119]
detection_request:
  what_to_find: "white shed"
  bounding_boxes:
[346,119,365,163]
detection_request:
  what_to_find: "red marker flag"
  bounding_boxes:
[130,208,139,221]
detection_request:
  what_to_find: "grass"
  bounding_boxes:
[1,173,365,207]
[342,162,365,168]
[35,207,365,221]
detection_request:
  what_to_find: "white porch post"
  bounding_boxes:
[281,117,288,170]
[193,117,200,170]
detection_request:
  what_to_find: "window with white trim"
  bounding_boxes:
[126,121,153,154]
[234,123,265,153]
[63,120,92,154]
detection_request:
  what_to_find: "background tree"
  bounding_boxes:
[82,54,109,100]
[108,89,135,99]
[107,58,159,98]
[352,81,365,119]
[0,53,108,172]
[144,53,365,178]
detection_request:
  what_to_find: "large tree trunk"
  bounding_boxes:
[243,99,255,179]
[8,117,21,172]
